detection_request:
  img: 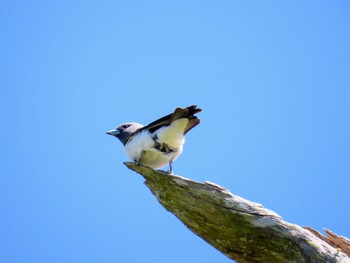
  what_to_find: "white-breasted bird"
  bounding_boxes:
[107,105,202,173]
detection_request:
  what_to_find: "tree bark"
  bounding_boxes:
[124,162,350,263]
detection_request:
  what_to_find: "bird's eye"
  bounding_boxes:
[121,124,130,129]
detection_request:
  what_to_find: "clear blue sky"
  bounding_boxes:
[1,1,349,262]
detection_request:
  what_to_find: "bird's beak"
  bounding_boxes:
[106,129,120,136]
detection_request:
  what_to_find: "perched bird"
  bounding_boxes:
[107,105,202,173]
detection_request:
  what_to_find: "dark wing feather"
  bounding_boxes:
[139,105,202,134]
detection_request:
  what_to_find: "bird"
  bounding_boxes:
[106,105,202,173]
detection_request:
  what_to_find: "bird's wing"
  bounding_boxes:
[139,105,202,134]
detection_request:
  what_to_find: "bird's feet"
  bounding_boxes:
[167,160,173,174]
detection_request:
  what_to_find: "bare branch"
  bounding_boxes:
[124,162,350,263]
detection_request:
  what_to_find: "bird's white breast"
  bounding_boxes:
[124,119,188,169]
[124,130,155,162]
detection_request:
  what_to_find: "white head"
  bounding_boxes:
[106,122,144,145]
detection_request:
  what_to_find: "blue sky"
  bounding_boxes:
[1,1,349,262]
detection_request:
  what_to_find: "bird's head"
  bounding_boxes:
[106,122,143,145]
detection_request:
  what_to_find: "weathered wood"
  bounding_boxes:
[124,162,350,263]
[304,227,350,258]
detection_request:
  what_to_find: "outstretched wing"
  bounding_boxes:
[139,105,202,134]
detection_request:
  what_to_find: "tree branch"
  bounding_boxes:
[124,162,350,263]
